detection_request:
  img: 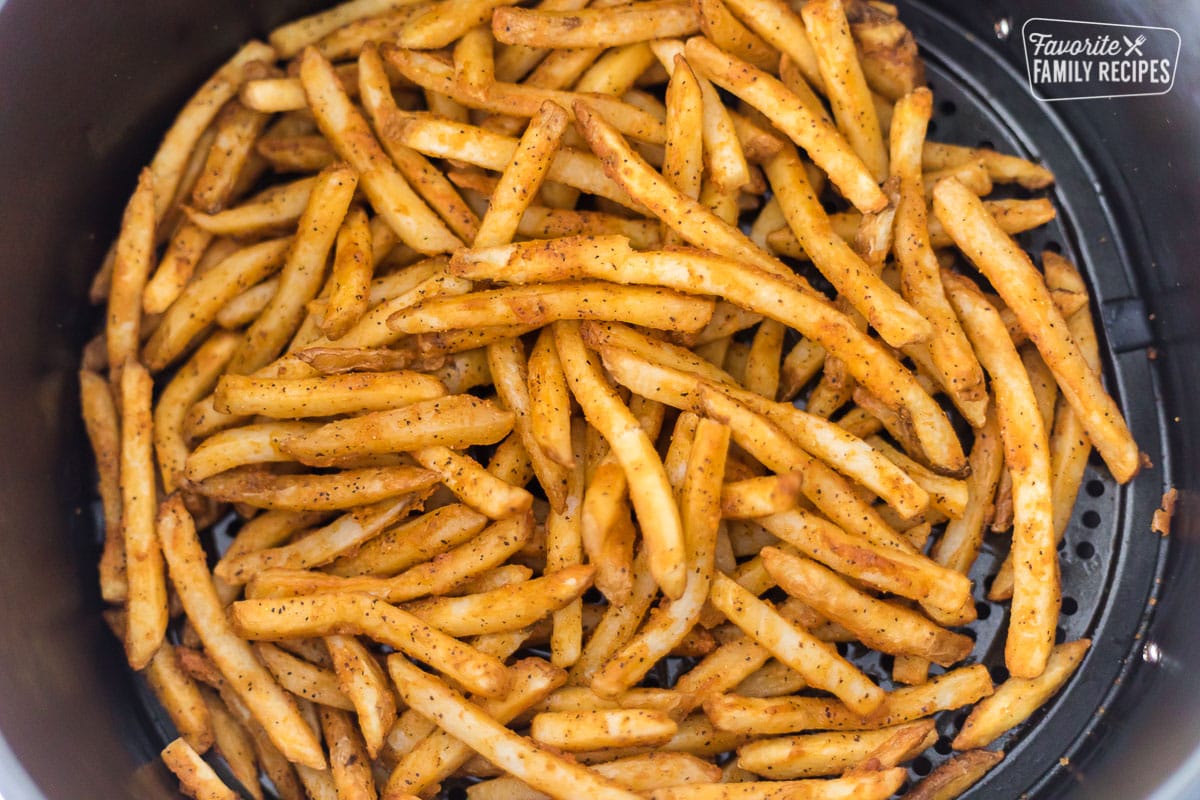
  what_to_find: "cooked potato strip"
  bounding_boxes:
[737,722,933,779]
[493,1,700,47]
[905,749,1005,800]
[192,465,438,511]
[161,737,239,800]
[106,169,156,372]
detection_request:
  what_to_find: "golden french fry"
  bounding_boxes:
[80,370,128,603]
[737,722,932,779]
[184,420,319,481]
[706,663,992,735]
[396,0,514,49]
[696,0,779,72]
[685,36,885,214]
[330,502,488,576]
[934,177,1138,483]
[764,145,930,349]
[106,169,156,371]
[232,591,511,698]
[932,410,1004,577]
[528,327,576,468]
[256,642,354,710]
[319,706,378,799]
[187,175,316,235]
[159,495,326,768]
[923,141,1053,189]
[144,641,216,754]
[190,101,269,214]
[192,465,437,511]
[469,753,720,799]
[710,572,884,716]
[281,395,513,467]
[144,222,213,316]
[270,0,412,57]
[720,473,803,519]
[591,418,728,696]
[868,435,967,519]
[384,657,567,798]
[319,205,374,339]
[648,770,906,800]
[494,1,700,47]
[904,749,1005,800]
[556,320,686,599]
[119,361,168,670]
[213,370,447,419]
[201,690,263,800]
[413,445,534,518]
[762,548,973,667]
[944,272,1057,678]
[531,708,678,751]
[161,737,239,800]
[953,639,1090,750]
[386,654,641,800]
[325,633,396,759]
[257,133,336,173]
[300,47,464,254]
[661,54,705,237]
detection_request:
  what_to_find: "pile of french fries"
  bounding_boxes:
[81,0,1143,798]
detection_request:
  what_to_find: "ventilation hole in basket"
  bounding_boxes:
[961,627,978,642]
[983,574,997,592]
[582,587,604,604]
[934,737,953,755]
[1082,510,1102,529]
[1086,479,1106,497]
[1058,538,1067,552]
[836,642,850,657]
[1056,626,1067,644]
[978,139,996,150]
[641,674,661,689]
[990,664,1010,684]
[928,119,939,137]
[880,654,896,674]
[913,756,933,776]
[1062,596,1079,616]
[447,789,468,800]
[954,711,971,731]
[1076,541,1096,559]
[898,781,911,795]
[975,601,992,620]
[940,99,957,116]
[1043,240,1063,254]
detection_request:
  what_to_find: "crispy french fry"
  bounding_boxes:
[300,48,464,254]
[144,222,213,315]
[184,420,320,481]
[720,473,803,519]
[528,327,576,468]
[213,370,446,419]
[944,271,1057,678]
[192,465,437,511]
[396,0,514,49]
[191,101,269,214]
[80,370,127,602]
[923,141,1053,189]
[159,495,325,768]
[953,639,1090,750]
[556,320,686,599]
[119,361,168,669]
[106,169,156,371]
[532,708,679,751]
[762,549,973,666]
[934,177,1137,483]
[661,54,705,240]
[904,749,1005,800]
[413,445,534,518]
[161,737,239,800]
[494,1,700,47]
[320,706,377,799]
[319,205,374,339]
[330,502,488,576]
[648,770,906,800]
[387,654,641,800]
[325,633,396,759]
[737,722,932,779]
[256,642,354,710]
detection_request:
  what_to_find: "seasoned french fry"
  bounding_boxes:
[191,101,269,214]
[387,654,641,800]
[904,749,1005,800]
[300,48,464,254]
[661,55,705,234]
[944,272,1057,678]
[184,420,319,481]
[213,370,446,419]
[159,495,325,768]
[923,141,1053,189]
[737,722,933,779]
[192,465,437,511]
[556,320,686,599]
[325,633,396,759]
[256,642,354,710]
[161,737,239,800]
[396,0,514,49]
[648,770,906,800]
[144,222,213,315]
[934,177,1138,483]
[762,549,973,666]
[720,473,803,519]
[528,327,576,468]
[414,445,534,518]
[106,169,156,372]
[80,370,127,602]
[270,0,415,57]
[532,708,678,751]
[493,1,701,47]
[320,706,377,799]
[953,639,1090,750]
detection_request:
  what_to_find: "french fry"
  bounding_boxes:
[106,169,156,372]
[118,361,168,669]
[577,42,658,96]
[386,654,641,800]
[227,163,358,373]
[414,445,534,518]
[201,690,264,800]
[943,272,1057,678]
[256,642,354,710]
[187,175,316,235]
[556,320,686,599]
[532,708,679,751]
[571,547,659,684]
[932,409,1004,579]
[493,1,701,47]
[923,140,1053,189]
[648,770,906,800]
[257,134,336,173]
[761,549,973,666]
[80,370,127,602]
[150,41,276,222]
[144,641,216,754]
[320,706,378,799]
[330,502,487,576]
[161,737,239,800]
[684,37,886,214]
[763,145,930,349]
[280,395,513,467]
[191,101,269,214]
[468,753,720,799]
[232,591,511,698]
[661,55,705,236]
[217,496,417,584]
[192,465,438,511]
[213,370,446,419]
[953,638,1090,750]
[904,749,1005,800]
[696,0,779,72]
[383,657,567,798]
[269,0,416,57]
[710,572,884,715]
[299,48,464,254]
[890,88,987,426]
[248,512,532,603]
[318,205,375,339]
[591,418,728,696]
[706,663,992,735]
[720,473,803,519]
[528,327,576,468]
[144,222,213,315]
[325,633,397,759]
[159,495,325,768]
[184,421,320,481]
[868,435,967,519]
[737,722,933,779]
[934,177,1138,483]
[396,0,515,49]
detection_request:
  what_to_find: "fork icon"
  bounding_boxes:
[1123,34,1147,56]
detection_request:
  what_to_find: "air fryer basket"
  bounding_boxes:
[0,1,1193,798]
